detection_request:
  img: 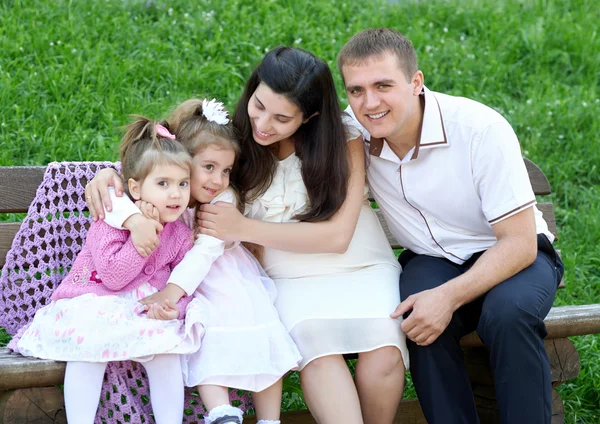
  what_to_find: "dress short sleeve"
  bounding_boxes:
[342,111,364,142]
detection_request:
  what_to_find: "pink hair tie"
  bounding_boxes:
[155,124,176,140]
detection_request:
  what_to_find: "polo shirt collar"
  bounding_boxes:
[369,86,449,160]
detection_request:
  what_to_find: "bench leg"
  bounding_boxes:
[0,387,66,424]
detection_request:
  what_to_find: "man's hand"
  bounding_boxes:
[391,286,458,346]
[123,214,163,257]
[138,284,185,307]
[84,168,124,221]
[145,299,179,320]
[197,202,246,242]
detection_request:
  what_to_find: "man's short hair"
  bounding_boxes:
[338,28,418,81]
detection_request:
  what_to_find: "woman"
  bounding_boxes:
[86,47,408,424]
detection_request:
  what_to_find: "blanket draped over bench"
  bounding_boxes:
[0,162,252,423]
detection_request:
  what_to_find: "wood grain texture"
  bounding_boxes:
[245,399,426,424]
[0,349,66,391]
[0,387,66,424]
[460,304,600,347]
[0,167,45,214]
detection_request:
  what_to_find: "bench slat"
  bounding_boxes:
[245,399,426,423]
[0,351,65,391]
[460,304,600,347]
[524,158,551,195]
[0,167,44,214]
[0,223,21,269]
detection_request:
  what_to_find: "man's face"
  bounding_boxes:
[342,53,422,144]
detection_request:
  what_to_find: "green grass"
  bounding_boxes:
[1,0,599,421]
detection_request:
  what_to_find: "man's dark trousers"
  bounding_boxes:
[399,235,564,424]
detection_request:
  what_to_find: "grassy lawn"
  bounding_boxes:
[1,0,599,421]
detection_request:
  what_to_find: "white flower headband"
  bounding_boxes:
[202,98,230,125]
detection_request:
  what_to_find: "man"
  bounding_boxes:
[338,28,564,423]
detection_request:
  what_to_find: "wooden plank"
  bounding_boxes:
[0,222,21,269]
[524,158,552,195]
[0,349,66,391]
[0,167,44,214]
[547,338,580,386]
[538,202,557,239]
[551,389,565,424]
[0,387,66,424]
[374,209,401,250]
[245,398,426,424]
[461,304,600,347]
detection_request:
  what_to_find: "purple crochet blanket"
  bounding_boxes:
[0,162,252,423]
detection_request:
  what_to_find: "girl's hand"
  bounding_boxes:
[135,200,160,222]
[197,202,246,242]
[123,214,163,257]
[139,284,185,307]
[84,168,124,221]
[146,299,179,320]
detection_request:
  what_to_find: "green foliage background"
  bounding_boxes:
[1,0,598,421]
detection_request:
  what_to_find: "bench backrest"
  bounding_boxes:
[0,159,557,267]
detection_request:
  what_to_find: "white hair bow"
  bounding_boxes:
[202,98,230,125]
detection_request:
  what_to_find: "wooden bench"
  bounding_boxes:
[1,161,599,424]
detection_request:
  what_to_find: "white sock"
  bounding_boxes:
[257,420,280,424]
[204,404,244,424]
[64,361,107,424]
[141,354,184,424]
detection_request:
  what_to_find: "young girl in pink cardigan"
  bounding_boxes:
[17,117,203,424]
[88,99,301,424]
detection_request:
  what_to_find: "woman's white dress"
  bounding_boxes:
[245,125,409,370]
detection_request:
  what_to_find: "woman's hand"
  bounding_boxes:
[198,202,246,242]
[84,168,124,221]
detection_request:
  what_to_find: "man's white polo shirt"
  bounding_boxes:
[345,86,553,264]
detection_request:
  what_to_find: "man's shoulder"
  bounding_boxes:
[434,90,509,132]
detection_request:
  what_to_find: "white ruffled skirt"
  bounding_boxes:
[17,282,204,362]
[181,245,301,392]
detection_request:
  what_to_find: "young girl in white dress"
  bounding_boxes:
[92,99,301,424]
[17,117,203,424]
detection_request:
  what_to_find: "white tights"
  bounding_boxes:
[64,355,184,424]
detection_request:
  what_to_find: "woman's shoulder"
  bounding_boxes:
[211,187,238,206]
[342,110,365,142]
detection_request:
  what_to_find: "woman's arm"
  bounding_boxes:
[199,137,366,254]
[84,168,125,220]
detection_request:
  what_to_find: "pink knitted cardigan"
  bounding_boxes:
[0,162,252,423]
[51,219,193,318]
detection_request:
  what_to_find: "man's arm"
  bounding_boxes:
[392,206,537,346]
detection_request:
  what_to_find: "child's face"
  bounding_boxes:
[129,163,191,223]
[191,145,235,203]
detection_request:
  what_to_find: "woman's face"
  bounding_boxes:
[247,82,305,147]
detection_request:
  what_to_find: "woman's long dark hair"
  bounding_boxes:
[233,46,349,222]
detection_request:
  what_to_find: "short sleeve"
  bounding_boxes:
[211,188,237,206]
[472,120,536,225]
[342,110,364,142]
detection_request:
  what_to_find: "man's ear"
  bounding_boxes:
[303,111,320,124]
[128,178,141,200]
[412,70,425,96]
